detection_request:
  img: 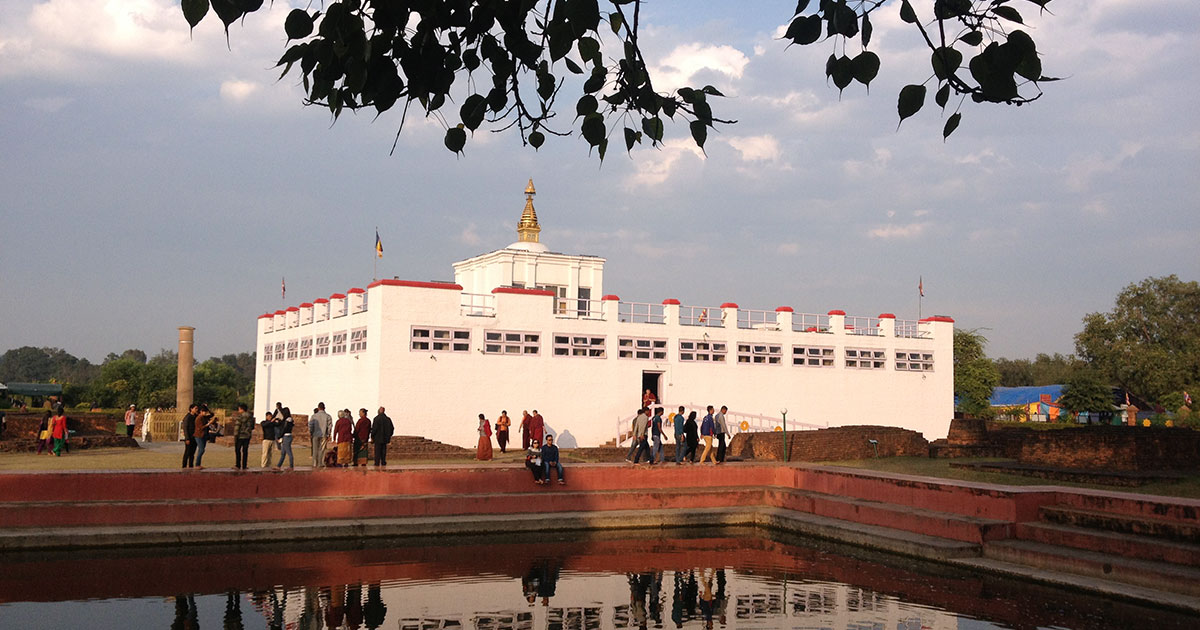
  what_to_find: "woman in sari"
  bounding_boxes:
[333,410,354,466]
[476,413,493,461]
[35,410,52,455]
[496,410,511,453]
[50,408,69,456]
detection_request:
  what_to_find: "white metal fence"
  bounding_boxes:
[460,293,496,317]
[618,301,666,324]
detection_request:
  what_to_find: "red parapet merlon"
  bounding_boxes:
[299,302,313,308]
[329,293,346,300]
[921,316,956,323]
[662,299,681,305]
[347,287,366,294]
[602,294,620,301]
[828,309,846,316]
[274,310,286,316]
[368,279,463,291]
[257,313,274,320]
[313,298,329,304]
[775,306,794,313]
[492,287,555,296]
[877,313,896,319]
[720,302,739,309]
[285,306,299,312]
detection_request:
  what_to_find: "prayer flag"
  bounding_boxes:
[919,276,924,297]
[375,230,384,258]
[281,277,286,300]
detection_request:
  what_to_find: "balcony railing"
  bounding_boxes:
[845,315,882,336]
[792,312,831,333]
[737,309,779,330]
[618,301,666,324]
[895,319,929,339]
[460,293,496,317]
[679,305,724,327]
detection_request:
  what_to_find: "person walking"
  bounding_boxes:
[333,409,354,466]
[309,402,332,468]
[353,409,372,467]
[35,410,52,455]
[542,434,565,485]
[519,410,532,450]
[651,407,667,464]
[476,413,494,461]
[371,407,394,466]
[260,410,279,468]
[194,405,217,469]
[699,406,717,464]
[276,407,296,469]
[181,403,199,468]
[530,410,545,446]
[232,403,254,470]
[715,405,729,463]
[123,404,136,438]
[673,406,688,464]
[631,408,653,464]
[496,410,511,453]
[683,411,699,464]
[50,407,69,456]
[141,407,153,442]
[625,407,645,463]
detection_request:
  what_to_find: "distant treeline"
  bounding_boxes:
[0,347,254,410]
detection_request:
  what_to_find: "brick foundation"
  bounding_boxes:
[730,425,929,462]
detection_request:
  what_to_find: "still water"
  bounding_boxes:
[0,529,1194,630]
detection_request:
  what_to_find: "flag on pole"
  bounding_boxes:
[281,277,286,300]
[919,276,924,297]
[375,230,384,258]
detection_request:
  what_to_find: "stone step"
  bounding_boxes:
[980,538,1200,599]
[1040,504,1200,544]
[1015,521,1200,567]
[771,488,1012,545]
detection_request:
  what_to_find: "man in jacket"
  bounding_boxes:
[180,404,199,469]
[260,410,279,468]
[353,408,372,467]
[309,402,332,468]
[371,406,394,467]
[631,408,653,464]
[232,403,254,470]
[542,434,565,485]
[715,405,729,463]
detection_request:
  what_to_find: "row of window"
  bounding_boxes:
[266,327,932,371]
[263,328,365,362]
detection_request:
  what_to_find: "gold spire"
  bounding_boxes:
[517,178,541,243]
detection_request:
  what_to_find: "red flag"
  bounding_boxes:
[281,277,286,300]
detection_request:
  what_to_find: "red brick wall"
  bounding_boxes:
[730,426,928,462]
[1016,427,1200,471]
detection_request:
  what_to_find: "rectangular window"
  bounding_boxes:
[412,327,470,352]
[846,348,886,369]
[263,344,273,363]
[315,334,331,357]
[618,337,668,360]
[553,334,606,358]
[737,343,783,365]
[538,284,569,314]
[349,327,368,353]
[792,345,835,367]
[895,350,934,372]
[299,336,314,359]
[274,342,286,362]
[679,340,727,363]
[484,330,540,356]
[286,339,299,361]
[331,331,348,355]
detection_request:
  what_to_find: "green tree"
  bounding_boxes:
[183,0,1058,157]
[994,357,1033,387]
[954,328,1000,415]
[1059,369,1113,417]
[194,359,254,408]
[1075,275,1200,404]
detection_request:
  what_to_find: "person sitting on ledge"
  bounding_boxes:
[542,434,565,485]
[525,438,544,484]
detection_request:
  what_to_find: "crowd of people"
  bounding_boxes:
[627,404,732,466]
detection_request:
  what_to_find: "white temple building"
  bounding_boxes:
[255,180,954,448]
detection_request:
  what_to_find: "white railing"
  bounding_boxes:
[792,312,831,333]
[845,315,882,336]
[618,301,666,324]
[737,309,779,330]
[679,305,724,327]
[895,319,929,339]
[555,299,602,320]
[460,293,496,317]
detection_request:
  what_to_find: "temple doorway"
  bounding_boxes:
[641,371,663,407]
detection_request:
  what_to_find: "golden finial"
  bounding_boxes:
[517,178,541,243]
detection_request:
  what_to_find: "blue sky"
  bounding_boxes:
[1,0,1197,363]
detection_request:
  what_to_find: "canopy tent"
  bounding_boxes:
[989,385,1064,406]
[1,382,64,397]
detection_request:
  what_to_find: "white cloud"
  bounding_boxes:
[842,148,892,177]
[776,243,800,256]
[459,222,481,246]
[726,135,781,162]
[868,222,929,240]
[625,138,705,189]
[1064,143,1143,192]
[650,43,749,93]
[912,209,930,217]
[886,210,896,219]
[219,79,259,103]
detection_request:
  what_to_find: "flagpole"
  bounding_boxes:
[918,275,923,320]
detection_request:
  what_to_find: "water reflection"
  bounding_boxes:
[0,529,1196,630]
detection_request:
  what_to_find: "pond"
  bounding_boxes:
[0,528,1194,629]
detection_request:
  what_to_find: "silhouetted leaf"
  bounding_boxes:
[642,116,664,142]
[935,83,950,108]
[931,47,962,81]
[897,84,926,124]
[993,6,1024,24]
[960,31,983,46]
[284,9,313,40]
[784,15,822,46]
[529,130,545,149]
[459,94,487,130]
[182,0,209,30]
[899,0,917,24]
[576,94,598,117]
[861,12,873,48]
[444,126,466,153]
[943,112,961,139]
[851,51,880,86]
[690,119,707,149]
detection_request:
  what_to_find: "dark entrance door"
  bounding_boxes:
[641,372,662,407]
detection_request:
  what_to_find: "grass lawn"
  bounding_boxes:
[820,456,1200,499]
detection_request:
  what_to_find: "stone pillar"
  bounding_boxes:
[176,326,195,411]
